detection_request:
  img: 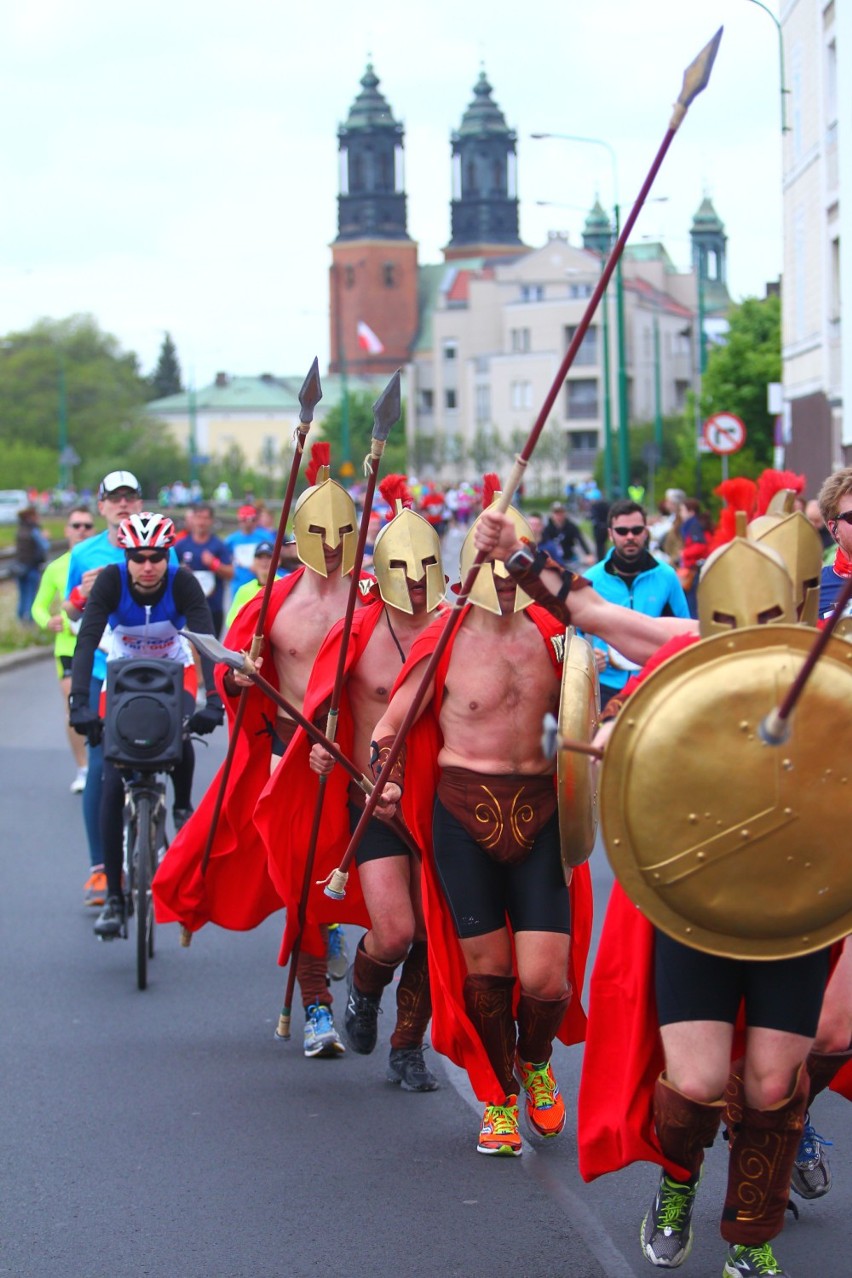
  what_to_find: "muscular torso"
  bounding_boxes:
[348,608,429,768]
[270,573,352,718]
[438,613,559,775]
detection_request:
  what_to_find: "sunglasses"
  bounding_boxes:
[69,521,94,530]
[611,525,646,537]
[126,549,169,564]
[832,511,852,526]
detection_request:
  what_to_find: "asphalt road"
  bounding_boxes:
[2,656,849,1278]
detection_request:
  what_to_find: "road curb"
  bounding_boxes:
[0,646,54,674]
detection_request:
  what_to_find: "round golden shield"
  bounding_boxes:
[600,625,852,958]
[557,632,600,875]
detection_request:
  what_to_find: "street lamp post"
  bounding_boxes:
[531,131,628,495]
[747,0,792,134]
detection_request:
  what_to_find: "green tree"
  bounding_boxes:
[148,332,183,400]
[317,391,408,487]
[700,294,781,468]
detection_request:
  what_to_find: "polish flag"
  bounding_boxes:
[357,320,385,354]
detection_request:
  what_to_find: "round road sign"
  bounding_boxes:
[703,413,746,455]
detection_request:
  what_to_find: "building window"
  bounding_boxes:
[442,339,458,361]
[344,266,355,288]
[568,430,599,466]
[511,381,533,410]
[475,385,490,423]
[419,389,434,413]
[383,262,396,287]
[565,378,598,420]
[445,389,457,410]
[564,324,598,366]
[520,285,544,302]
[568,282,593,299]
[510,327,531,353]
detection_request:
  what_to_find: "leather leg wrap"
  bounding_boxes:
[463,973,517,1098]
[390,942,432,1051]
[516,990,572,1065]
[721,1063,809,1245]
[298,947,331,1009]
[353,937,400,999]
[653,1073,724,1178]
[805,1046,852,1106]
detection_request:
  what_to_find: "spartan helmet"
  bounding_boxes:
[697,515,795,637]
[747,495,822,627]
[460,483,535,615]
[292,459,357,578]
[372,502,445,614]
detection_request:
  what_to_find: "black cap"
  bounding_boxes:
[254,541,274,558]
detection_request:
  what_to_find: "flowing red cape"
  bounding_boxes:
[392,605,594,1104]
[577,633,852,1184]
[152,571,309,932]
[253,602,388,963]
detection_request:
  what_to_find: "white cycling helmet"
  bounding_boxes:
[117,512,176,550]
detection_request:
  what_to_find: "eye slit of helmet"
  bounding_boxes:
[338,524,354,536]
[308,524,325,534]
[389,559,407,569]
[757,604,785,625]
[422,555,438,567]
[712,611,737,629]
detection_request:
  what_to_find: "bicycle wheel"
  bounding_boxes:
[148,797,168,961]
[133,793,153,990]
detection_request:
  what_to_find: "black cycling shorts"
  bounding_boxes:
[654,930,831,1037]
[431,798,570,939]
[348,801,410,867]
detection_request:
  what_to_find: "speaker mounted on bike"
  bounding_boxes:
[104,658,185,770]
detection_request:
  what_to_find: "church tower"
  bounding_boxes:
[690,195,730,314]
[330,64,419,375]
[582,199,614,255]
[444,70,526,261]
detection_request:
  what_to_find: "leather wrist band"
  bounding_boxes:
[370,735,406,794]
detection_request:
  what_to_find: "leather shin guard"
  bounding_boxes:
[516,989,572,1065]
[298,947,331,1009]
[805,1046,852,1106]
[353,936,399,999]
[653,1073,724,1179]
[463,973,517,1098]
[721,1063,809,1246]
[390,942,432,1051]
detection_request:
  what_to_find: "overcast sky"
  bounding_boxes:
[1,0,785,388]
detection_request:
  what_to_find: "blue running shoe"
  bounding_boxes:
[303,1004,345,1058]
[326,925,349,981]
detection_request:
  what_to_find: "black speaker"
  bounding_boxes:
[103,659,185,769]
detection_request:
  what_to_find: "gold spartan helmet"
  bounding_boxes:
[292,445,357,578]
[697,513,795,637]
[747,490,822,626]
[372,483,445,615]
[460,480,535,614]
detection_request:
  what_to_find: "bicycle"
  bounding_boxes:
[119,763,171,991]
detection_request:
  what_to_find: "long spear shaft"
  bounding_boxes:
[276,372,401,1041]
[199,360,322,876]
[760,573,852,744]
[321,29,724,900]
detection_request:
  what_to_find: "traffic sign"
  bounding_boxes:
[703,413,746,455]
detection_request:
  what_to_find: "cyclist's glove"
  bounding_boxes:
[188,698,225,736]
[68,697,103,746]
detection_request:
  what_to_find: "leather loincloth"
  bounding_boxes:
[438,766,556,865]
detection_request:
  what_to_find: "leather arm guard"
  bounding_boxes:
[370,735,406,796]
[504,543,590,625]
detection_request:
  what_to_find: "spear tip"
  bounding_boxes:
[298,357,323,424]
[371,368,402,441]
[673,26,723,126]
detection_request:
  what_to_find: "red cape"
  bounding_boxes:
[578,633,852,1184]
[153,571,307,932]
[394,605,594,1104]
[253,602,387,963]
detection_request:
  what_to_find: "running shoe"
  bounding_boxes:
[640,1170,699,1268]
[387,1045,440,1092]
[515,1054,566,1137]
[326,925,349,981]
[83,868,107,908]
[477,1095,522,1156]
[94,895,125,940]
[790,1110,832,1199]
[70,766,88,794]
[344,966,382,1054]
[303,1004,345,1058]
[723,1242,788,1276]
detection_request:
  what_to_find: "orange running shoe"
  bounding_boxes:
[477,1094,522,1156]
[516,1056,566,1138]
[83,868,107,908]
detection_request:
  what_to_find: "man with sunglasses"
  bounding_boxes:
[817,466,852,620]
[31,506,97,795]
[68,512,222,939]
[582,500,690,710]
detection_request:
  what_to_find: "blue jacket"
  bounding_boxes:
[580,551,690,691]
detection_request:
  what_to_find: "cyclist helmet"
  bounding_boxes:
[117,512,176,550]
